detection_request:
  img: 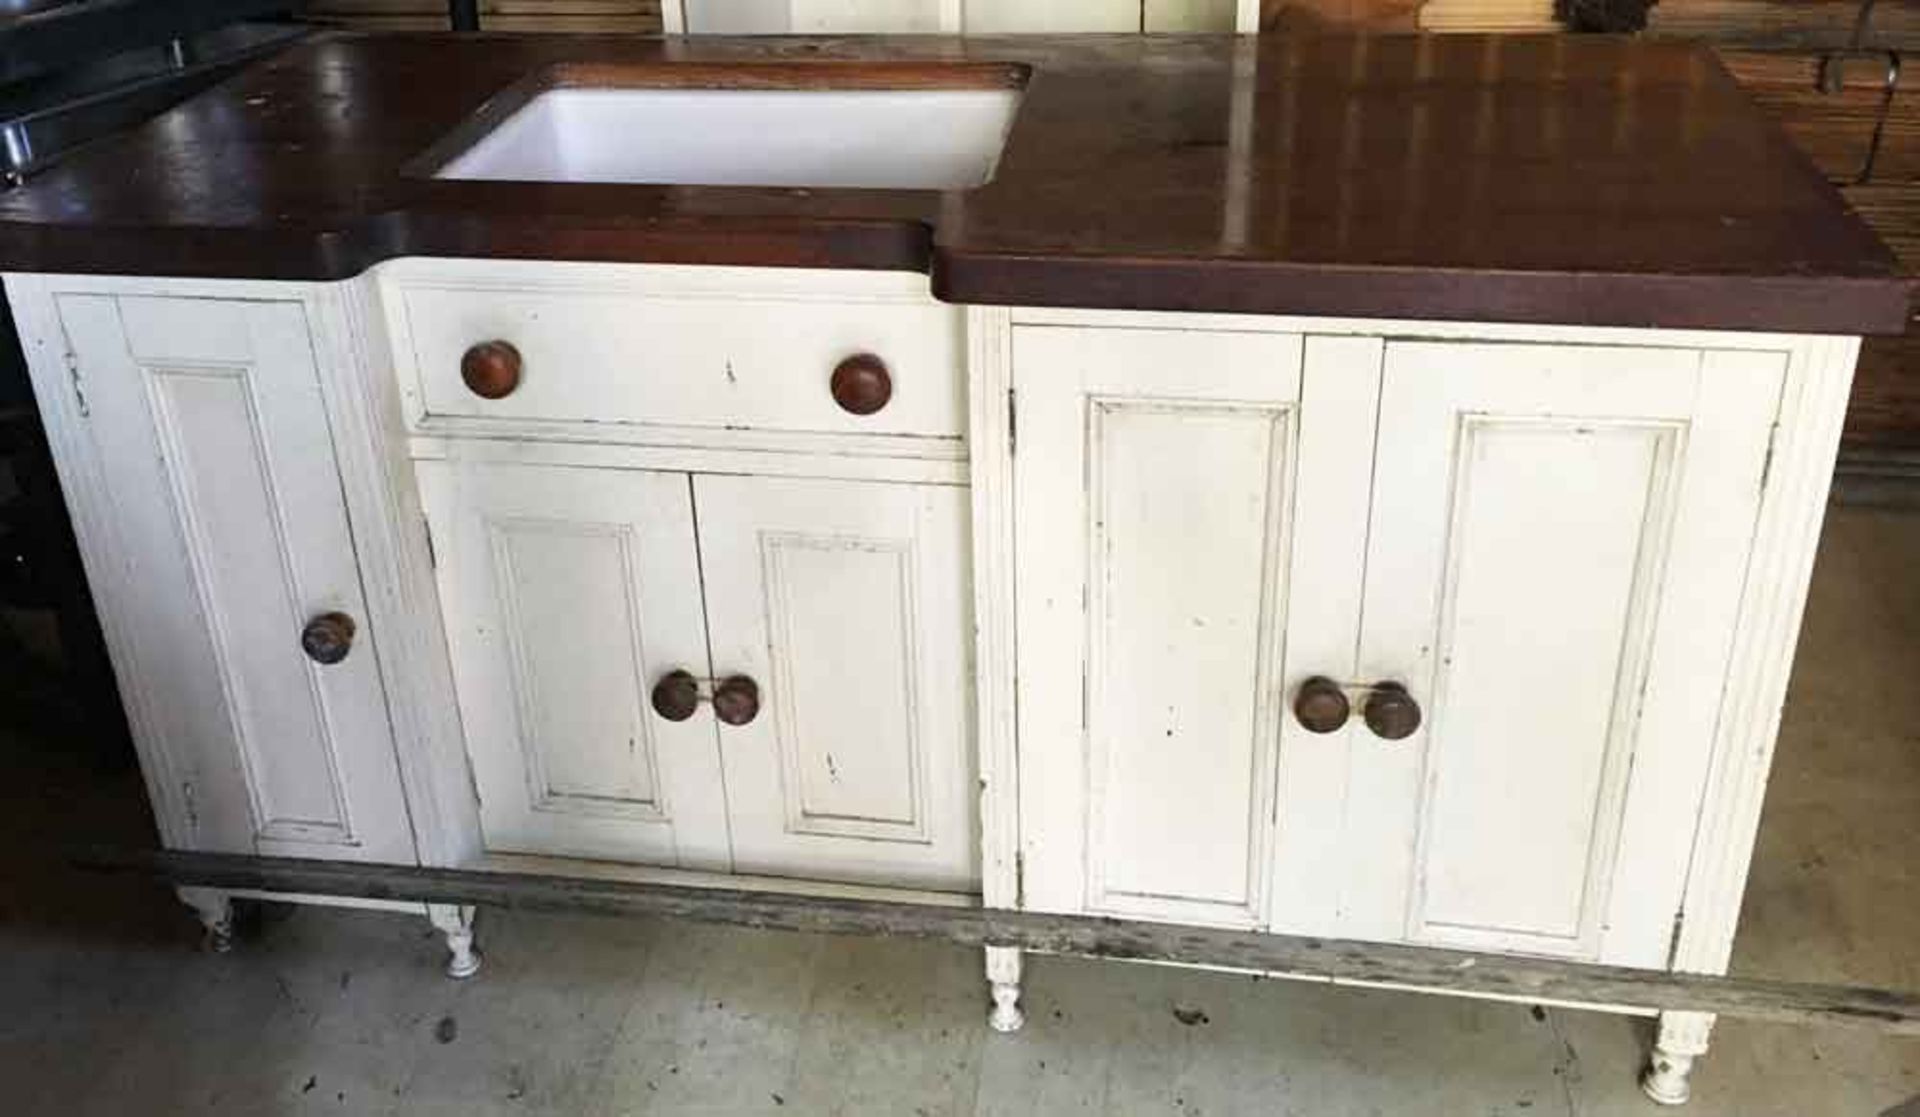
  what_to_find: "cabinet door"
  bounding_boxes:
[420,462,731,869]
[1013,326,1379,928]
[57,295,414,862]
[1341,342,1781,966]
[693,475,977,891]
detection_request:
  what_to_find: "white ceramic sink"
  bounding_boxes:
[430,76,1025,190]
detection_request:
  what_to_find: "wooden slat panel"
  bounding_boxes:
[1650,0,1920,52]
[1710,50,1920,449]
[1719,49,1917,185]
[1419,0,1553,31]
[1258,0,1420,29]
[1848,183,1920,269]
[1842,336,1920,445]
[307,0,665,32]
[1843,182,1920,447]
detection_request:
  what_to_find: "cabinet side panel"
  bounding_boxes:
[13,284,206,849]
[967,305,1019,910]
[1672,337,1858,976]
[317,278,478,867]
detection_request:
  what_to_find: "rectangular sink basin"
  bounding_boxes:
[424,61,1027,191]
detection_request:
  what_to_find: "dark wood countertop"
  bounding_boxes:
[0,31,1906,334]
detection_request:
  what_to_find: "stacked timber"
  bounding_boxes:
[305,0,664,32]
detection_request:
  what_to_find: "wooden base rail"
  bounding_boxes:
[75,848,1920,1036]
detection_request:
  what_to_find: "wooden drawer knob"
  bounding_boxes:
[300,611,357,665]
[830,353,892,415]
[1363,682,1422,741]
[461,340,522,400]
[712,675,761,727]
[1293,676,1350,734]
[650,669,700,722]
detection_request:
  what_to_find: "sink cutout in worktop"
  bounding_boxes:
[422,60,1028,191]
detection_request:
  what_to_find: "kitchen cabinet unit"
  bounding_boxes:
[419,461,977,889]
[46,294,418,870]
[1012,323,1784,968]
[0,32,1905,1107]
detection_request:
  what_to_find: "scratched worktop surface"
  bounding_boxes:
[0,31,1904,333]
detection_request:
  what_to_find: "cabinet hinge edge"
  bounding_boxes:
[1665,909,1687,969]
[1006,387,1016,455]
[423,516,437,569]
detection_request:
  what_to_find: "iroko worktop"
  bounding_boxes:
[0,31,1905,333]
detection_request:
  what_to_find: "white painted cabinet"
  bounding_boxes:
[421,463,978,891]
[32,292,416,865]
[9,263,1862,1100]
[696,474,977,889]
[420,461,732,870]
[1009,321,1792,969]
[1013,325,1312,929]
[1334,341,1781,967]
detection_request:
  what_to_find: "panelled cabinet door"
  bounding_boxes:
[1012,325,1378,928]
[693,475,977,891]
[419,461,732,870]
[1340,342,1783,966]
[59,295,414,862]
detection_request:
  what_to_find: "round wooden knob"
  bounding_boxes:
[650,669,700,723]
[300,611,357,665]
[1293,676,1350,734]
[830,353,892,415]
[1363,682,1422,741]
[460,340,522,400]
[712,675,761,727]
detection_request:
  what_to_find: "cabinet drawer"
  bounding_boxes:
[386,262,965,442]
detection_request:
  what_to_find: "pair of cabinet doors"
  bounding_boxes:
[1014,326,1783,967]
[419,463,979,892]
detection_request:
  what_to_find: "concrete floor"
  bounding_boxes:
[2,506,1918,1116]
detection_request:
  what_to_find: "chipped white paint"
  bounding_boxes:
[421,461,731,869]
[694,474,978,890]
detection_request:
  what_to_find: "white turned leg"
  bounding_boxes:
[426,903,482,979]
[176,886,234,953]
[1642,1010,1715,1106]
[985,945,1025,1033]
